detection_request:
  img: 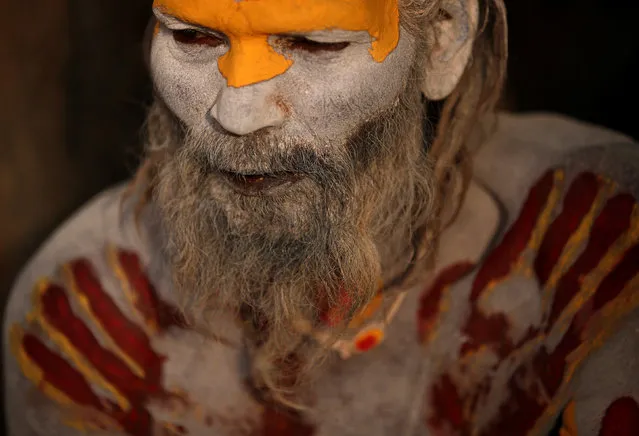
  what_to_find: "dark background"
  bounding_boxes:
[0,0,637,429]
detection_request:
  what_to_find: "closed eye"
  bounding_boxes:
[282,36,350,53]
[172,29,225,48]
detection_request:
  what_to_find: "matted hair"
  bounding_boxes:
[398,0,507,280]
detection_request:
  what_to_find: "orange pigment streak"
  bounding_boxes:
[153,0,399,87]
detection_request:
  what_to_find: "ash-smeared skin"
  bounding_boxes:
[150,8,417,153]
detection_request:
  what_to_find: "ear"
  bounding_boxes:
[420,0,479,101]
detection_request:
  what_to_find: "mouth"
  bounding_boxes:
[219,170,303,196]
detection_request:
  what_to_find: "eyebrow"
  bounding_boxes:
[153,8,207,30]
[153,7,371,43]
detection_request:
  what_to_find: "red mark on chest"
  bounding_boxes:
[471,169,556,299]
[428,374,466,433]
[460,169,558,357]
[598,397,639,436]
[418,262,474,342]
[20,331,155,435]
[480,366,547,436]
[115,249,187,331]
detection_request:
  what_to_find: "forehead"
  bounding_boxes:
[153,0,399,62]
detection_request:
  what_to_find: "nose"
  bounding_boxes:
[210,81,287,136]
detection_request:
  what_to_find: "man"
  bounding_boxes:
[4,0,639,435]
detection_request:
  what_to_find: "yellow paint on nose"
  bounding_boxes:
[153,0,399,87]
[220,34,293,87]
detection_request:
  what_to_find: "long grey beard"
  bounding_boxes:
[147,78,434,401]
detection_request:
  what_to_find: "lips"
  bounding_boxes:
[219,170,303,195]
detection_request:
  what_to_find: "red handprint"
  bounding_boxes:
[11,248,187,436]
[419,168,639,435]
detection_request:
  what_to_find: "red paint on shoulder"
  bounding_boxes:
[418,261,474,341]
[547,193,635,328]
[258,408,315,436]
[539,241,639,396]
[471,169,556,300]
[599,397,639,436]
[592,242,639,311]
[23,331,159,436]
[69,259,165,382]
[459,171,558,357]
[534,172,601,286]
[116,249,186,330]
[39,283,164,400]
[22,333,107,410]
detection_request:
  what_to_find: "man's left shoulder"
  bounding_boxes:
[473,112,639,212]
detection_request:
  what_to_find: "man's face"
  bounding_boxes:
[150,0,417,160]
[147,0,433,385]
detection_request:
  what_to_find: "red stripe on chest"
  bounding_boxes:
[546,193,636,327]
[69,259,164,383]
[22,333,107,411]
[479,366,546,436]
[538,241,639,396]
[418,262,475,342]
[470,169,556,300]
[39,283,166,401]
[458,170,559,357]
[115,249,186,331]
[534,173,602,286]
[428,374,466,433]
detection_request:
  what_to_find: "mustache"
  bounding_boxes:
[174,110,396,184]
[183,128,352,183]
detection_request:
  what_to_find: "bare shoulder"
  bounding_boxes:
[2,183,164,436]
[474,112,639,213]
[3,183,155,340]
[469,113,639,435]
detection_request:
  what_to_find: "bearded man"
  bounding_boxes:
[4,0,639,435]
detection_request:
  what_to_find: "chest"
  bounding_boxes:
[151,284,432,436]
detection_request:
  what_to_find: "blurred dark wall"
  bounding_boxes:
[0,0,151,304]
[505,0,639,140]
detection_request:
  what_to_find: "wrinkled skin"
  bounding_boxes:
[150,6,417,142]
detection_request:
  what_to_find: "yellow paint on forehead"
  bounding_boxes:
[153,0,399,87]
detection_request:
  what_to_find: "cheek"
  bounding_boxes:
[285,32,416,141]
[150,38,224,127]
